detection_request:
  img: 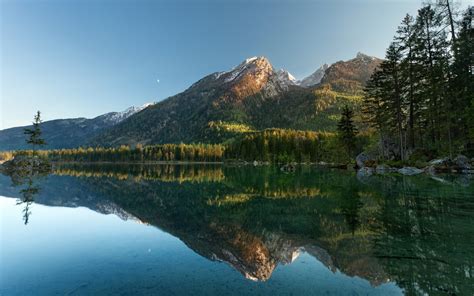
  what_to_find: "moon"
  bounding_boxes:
[156,79,160,83]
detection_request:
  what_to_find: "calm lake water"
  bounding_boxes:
[0,164,473,295]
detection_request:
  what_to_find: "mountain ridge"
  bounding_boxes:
[0,103,152,150]
[0,53,381,150]
[93,53,380,146]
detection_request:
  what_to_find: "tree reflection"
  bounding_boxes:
[17,177,41,224]
[338,182,363,235]
[1,155,50,225]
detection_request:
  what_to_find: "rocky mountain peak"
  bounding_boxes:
[219,56,273,84]
[298,64,329,87]
[355,52,377,62]
[275,69,297,89]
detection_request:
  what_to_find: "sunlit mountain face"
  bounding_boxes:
[0,53,381,151]
[1,164,473,295]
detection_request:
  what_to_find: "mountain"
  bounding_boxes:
[93,56,304,146]
[298,64,329,87]
[1,53,381,150]
[0,103,151,150]
[319,52,382,93]
[95,54,380,146]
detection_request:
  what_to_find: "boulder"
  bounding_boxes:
[429,158,450,166]
[398,167,424,176]
[356,153,371,168]
[454,155,471,170]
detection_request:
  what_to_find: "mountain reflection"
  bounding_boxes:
[1,164,473,294]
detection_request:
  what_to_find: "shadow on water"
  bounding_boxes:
[1,163,473,294]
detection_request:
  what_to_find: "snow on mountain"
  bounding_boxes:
[298,64,329,87]
[223,56,267,83]
[101,102,154,124]
[275,69,297,88]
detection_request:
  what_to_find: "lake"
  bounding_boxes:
[0,164,473,295]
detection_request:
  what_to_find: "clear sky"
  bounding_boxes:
[0,0,469,129]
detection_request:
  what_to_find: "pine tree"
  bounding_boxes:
[24,111,46,154]
[451,7,474,151]
[337,105,358,157]
[396,14,420,149]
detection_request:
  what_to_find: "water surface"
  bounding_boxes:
[1,164,473,295]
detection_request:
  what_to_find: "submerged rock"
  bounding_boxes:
[398,167,424,176]
[280,164,296,172]
[357,167,374,178]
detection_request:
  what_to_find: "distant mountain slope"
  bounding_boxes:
[0,104,151,150]
[95,54,379,146]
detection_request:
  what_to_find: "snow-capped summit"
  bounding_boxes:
[101,102,154,124]
[222,56,272,83]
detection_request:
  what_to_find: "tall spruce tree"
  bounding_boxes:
[24,111,46,154]
[396,14,419,149]
[337,105,358,157]
[451,7,474,152]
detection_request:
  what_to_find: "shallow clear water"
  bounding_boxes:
[0,164,473,295]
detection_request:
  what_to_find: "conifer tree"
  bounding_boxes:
[337,105,358,157]
[24,111,46,155]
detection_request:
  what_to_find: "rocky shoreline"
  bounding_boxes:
[355,153,474,177]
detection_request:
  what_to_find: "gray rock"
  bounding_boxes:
[398,167,424,176]
[356,153,370,168]
[429,158,450,166]
[454,155,471,170]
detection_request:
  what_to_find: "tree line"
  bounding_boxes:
[225,128,365,163]
[15,143,225,163]
[363,2,473,159]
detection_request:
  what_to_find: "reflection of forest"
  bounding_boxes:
[2,164,473,294]
[53,163,225,183]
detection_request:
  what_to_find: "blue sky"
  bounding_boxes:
[1,0,468,129]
